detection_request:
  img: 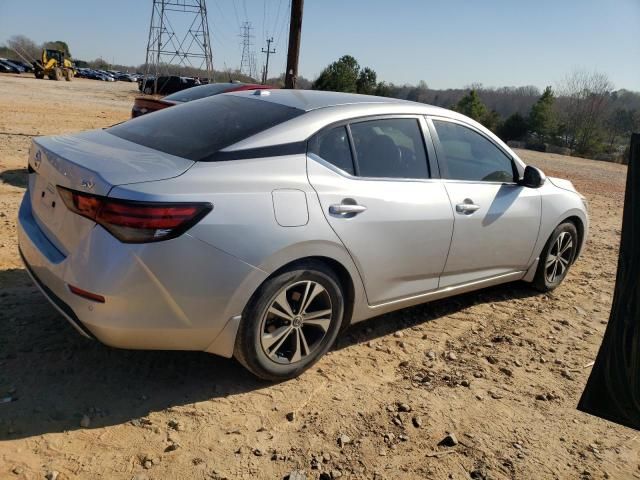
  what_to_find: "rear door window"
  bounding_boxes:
[108,95,304,161]
[350,118,429,179]
[308,126,355,175]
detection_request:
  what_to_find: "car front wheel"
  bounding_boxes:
[234,261,344,381]
[533,221,578,292]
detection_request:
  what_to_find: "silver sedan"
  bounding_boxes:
[17,90,589,380]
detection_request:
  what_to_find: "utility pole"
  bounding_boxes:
[261,37,275,84]
[284,0,303,89]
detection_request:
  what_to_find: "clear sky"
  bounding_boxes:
[0,0,638,91]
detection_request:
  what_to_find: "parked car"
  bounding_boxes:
[8,59,33,72]
[138,75,196,95]
[116,73,135,82]
[75,68,110,81]
[0,59,24,73]
[131,82,276,117]
[18,90,588,381]
[0,62,13,73]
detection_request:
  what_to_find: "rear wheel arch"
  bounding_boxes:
[234,256,351,380]
[259,256,356,329]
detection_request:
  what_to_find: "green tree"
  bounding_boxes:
[407,80,429,103]
[497,112,528,141]
[528,86,557,141]
[312,55,360,93]
[605,108,636,150]
[557,70,613,155]
[482,109,502,133]
[455,90,487,122]
[356,67,377,95]
[374,81,392,97]
[43,40,72,58]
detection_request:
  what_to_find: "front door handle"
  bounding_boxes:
[329,203,367,215]
[456,199,480,214]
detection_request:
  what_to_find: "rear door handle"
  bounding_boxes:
[329,203,367,215]
[456,200,480,214]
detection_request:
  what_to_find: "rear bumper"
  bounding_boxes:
[19,248,95,339]
[17,192,268,357]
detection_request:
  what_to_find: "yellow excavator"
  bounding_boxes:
[33,49,75,81]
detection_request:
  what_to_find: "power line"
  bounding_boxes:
[261,0,267,42]
[271,0,284,39]
[231,0,241,29]
[274,0,291,48]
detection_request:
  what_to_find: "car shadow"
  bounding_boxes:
[334,280,539,349]
[0,168,28,189]
[0,266,539,440]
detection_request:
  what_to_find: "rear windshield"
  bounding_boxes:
[164,83,237,103]
[107,95,303,161]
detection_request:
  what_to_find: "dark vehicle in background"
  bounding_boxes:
[0,59,25,73]
[138,76,197,95]
[115,73,136,82]
[76,68,109,81]
[131,82,276,118]
[0,62,13,73]
[8,59,33,72]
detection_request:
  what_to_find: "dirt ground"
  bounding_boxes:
[0,73,638,480]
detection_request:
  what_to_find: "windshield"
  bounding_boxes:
[107,95,303,161]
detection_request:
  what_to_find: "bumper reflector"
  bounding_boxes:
[68,285,105,303]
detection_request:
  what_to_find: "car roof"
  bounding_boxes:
[221,89,524,160]
[227,89,416,112]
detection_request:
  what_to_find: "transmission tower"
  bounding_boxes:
[239,21,256,79]
[144,0,214,91]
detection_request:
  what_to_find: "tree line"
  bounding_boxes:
[311,55,639,163]
[2,35,637,162]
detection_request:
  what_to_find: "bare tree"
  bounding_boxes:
[6,35,41,62]
[556,69,614,155]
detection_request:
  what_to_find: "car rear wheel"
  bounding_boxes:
[234,261,344,381]
[532,221,578,292]
[143,86,153,94]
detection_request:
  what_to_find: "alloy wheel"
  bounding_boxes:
[260,280,333,364]
[545,231,574,283]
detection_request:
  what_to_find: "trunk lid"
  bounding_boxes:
[28,129,194,255]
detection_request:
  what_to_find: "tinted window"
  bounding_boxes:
[350,119,428,179]
[308,126,355,175]
[164,83,236,103]
[108,95,303,161]
[433,120,515,182]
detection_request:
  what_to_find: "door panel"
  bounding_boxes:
[440,182,541,287]
[307,158,454,304]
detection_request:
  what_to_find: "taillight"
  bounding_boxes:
[57,186,212,243]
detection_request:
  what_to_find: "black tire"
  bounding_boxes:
[532,221,579,292]
[143,86,153,94]
[234,261,345,381]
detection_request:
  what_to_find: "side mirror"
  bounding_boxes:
[520,165,546,188]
